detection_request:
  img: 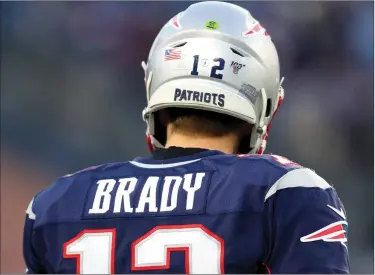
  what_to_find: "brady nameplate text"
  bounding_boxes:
[83,172,210,219]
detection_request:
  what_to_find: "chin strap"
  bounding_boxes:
[146,133,154,152]
[251,88,268,154]
[255,78,285,154]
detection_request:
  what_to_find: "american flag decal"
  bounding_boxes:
[164,48,182,61]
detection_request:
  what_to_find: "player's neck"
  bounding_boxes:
[165,132,239,154]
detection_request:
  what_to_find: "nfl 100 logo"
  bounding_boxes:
[230,61,246,74]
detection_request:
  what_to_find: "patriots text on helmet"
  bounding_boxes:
[174,88,225,107]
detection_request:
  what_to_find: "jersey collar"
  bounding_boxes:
[133,147,224,164]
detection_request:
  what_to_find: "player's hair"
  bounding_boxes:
[154,107,252,153]
[166,108,248,137]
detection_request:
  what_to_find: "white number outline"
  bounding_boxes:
[63,224,225,274]
[131,224,225,273]
[63,228,116,274]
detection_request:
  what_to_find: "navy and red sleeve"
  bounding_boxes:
[263,168,350,274]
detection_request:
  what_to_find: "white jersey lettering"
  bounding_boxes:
[88,173,205,215]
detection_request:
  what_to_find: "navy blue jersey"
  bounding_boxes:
[23,150,349,274]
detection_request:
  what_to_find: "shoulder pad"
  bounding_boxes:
[265,168,332,201]
[237,154,302,170]
[62,165,101,178]
[26,197,36,220]
[31,173,86,227]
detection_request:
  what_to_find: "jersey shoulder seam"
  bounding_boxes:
[264,168,332,201]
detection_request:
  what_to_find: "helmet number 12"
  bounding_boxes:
[191,55,225,80]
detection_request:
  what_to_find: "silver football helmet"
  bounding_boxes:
[142,1,285,154]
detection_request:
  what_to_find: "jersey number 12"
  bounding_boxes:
[63,224,225,274]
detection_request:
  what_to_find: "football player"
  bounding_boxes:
[23,1,349,273]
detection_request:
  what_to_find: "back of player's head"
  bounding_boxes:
[142,1,285,154]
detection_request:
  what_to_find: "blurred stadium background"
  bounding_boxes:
[0,1,373,273]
